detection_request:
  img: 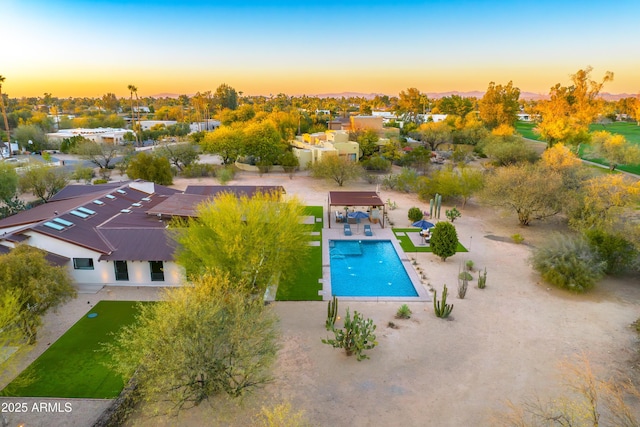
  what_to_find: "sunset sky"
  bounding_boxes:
[4,0,640,98]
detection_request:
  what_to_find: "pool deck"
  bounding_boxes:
[320,218,430,302]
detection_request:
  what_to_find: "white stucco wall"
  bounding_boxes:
[19,231,184,286]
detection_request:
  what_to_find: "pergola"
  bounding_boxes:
[327,191,386,228]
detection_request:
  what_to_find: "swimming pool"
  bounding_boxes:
[329,240,418,297]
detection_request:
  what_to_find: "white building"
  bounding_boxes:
[46,128,134,145]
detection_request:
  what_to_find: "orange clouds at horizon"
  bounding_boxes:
[5,66,639,99]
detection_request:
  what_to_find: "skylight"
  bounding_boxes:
[120,209,132,214]
[52,218,74,227]
[93,200,105,205]
[77,207,96,215]
[131,203,142,207]
[69,210,89,219]
[43,222,65,231]
[116,189,127,194]
[141,197,151,201]
[105,195,116,199]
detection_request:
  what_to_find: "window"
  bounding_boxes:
[114,261,129,281]
[73,258,94,270]
[149,261,165,281]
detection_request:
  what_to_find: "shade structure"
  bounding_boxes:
[412,219,435,229]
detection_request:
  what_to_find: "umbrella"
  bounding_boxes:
[412,219,435,229]
[348,211,369,233]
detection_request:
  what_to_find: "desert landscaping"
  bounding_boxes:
[2,168,639,427]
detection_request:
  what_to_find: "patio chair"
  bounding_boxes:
[343,223,352,236]
[364,224,373,236]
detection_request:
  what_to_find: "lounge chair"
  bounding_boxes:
[364,224,373,236]
[343,223,352,236]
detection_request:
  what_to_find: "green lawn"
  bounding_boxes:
[276,206,323,301]
[2,301,147,399]
[393,228,468,253]
[515,120,640,175]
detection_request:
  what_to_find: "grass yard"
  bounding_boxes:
[393,228,468,253]
[514,121,540,141]
[2,301,147,399]
[276,206,323,301]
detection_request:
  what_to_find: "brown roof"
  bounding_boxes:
[98,229,176,261]
[145,194,210,218]
[328,191,385,207]
[0,244,69,267]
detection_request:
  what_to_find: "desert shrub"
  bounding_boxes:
[584,229,638,275]
[446,207,461,222]
[458,274,469,299]
[362,155,392,172]
[530,234,606,293]
[255,402,308,427]
[395,167,419,192]
[181,163,216,178]
[364,173,380,184]
[430,222,459,261]
[215,166,236,184]
[408,207,423,222]
[322,308,377,361]
[381,174,398,190]
[511,234,524,244]
[465,260,474,271]
[395,304,412,319]
[93,179,108,184]
[433,284,453,318]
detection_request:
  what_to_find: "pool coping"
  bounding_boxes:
[319,225,430,302]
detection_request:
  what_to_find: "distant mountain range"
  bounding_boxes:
[150,91,636,101]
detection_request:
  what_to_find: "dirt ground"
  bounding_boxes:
[3,168,640,427]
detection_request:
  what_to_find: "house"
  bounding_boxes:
[290,130,359,168]
[46,128,134,145]
[0,181,285,289]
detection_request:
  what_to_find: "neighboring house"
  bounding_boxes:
[46,128,134,145]
[132,106,151,114]
[139,120,178,131]
[189,120,221,132]
[290,130,359,168]
[0,181,285,289]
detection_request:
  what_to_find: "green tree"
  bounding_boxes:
[108,274,278,411]
[19,165,70,203]
[588,131,640,172]
[480,134,539,166]
[478,81,520,129]
[355,129,380,159]
[200,125,244,164]
[436,95,474,117]
[244,120,285,164]
[126,151,173,185]
[481,163,563,225]
[279,150,300,179]
[309,155,363,187]
[0,161,19,202]
[14,124,47,151]
[395,87,427,123]
[174,192,310,296]
[213,83,239,110]
[430,222,459,261]
[127,84,139,145]
[0,245,76,343]
[414,121,452,151]
[584,229,639,275]
[155,143,199,172]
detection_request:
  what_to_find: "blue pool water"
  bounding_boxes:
[329,240,418,297]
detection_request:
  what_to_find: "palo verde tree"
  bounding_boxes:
[108,273,279,412]
[173,191,310,297]
[126,151,173,185]
[0,245,76,344]
[535,67,614,147]
[480,162,564,226]
[155,142,199,172]
[19,165,70,203]
[309,155,363,187]
[200,125,244,164]
[588,130,640,172]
